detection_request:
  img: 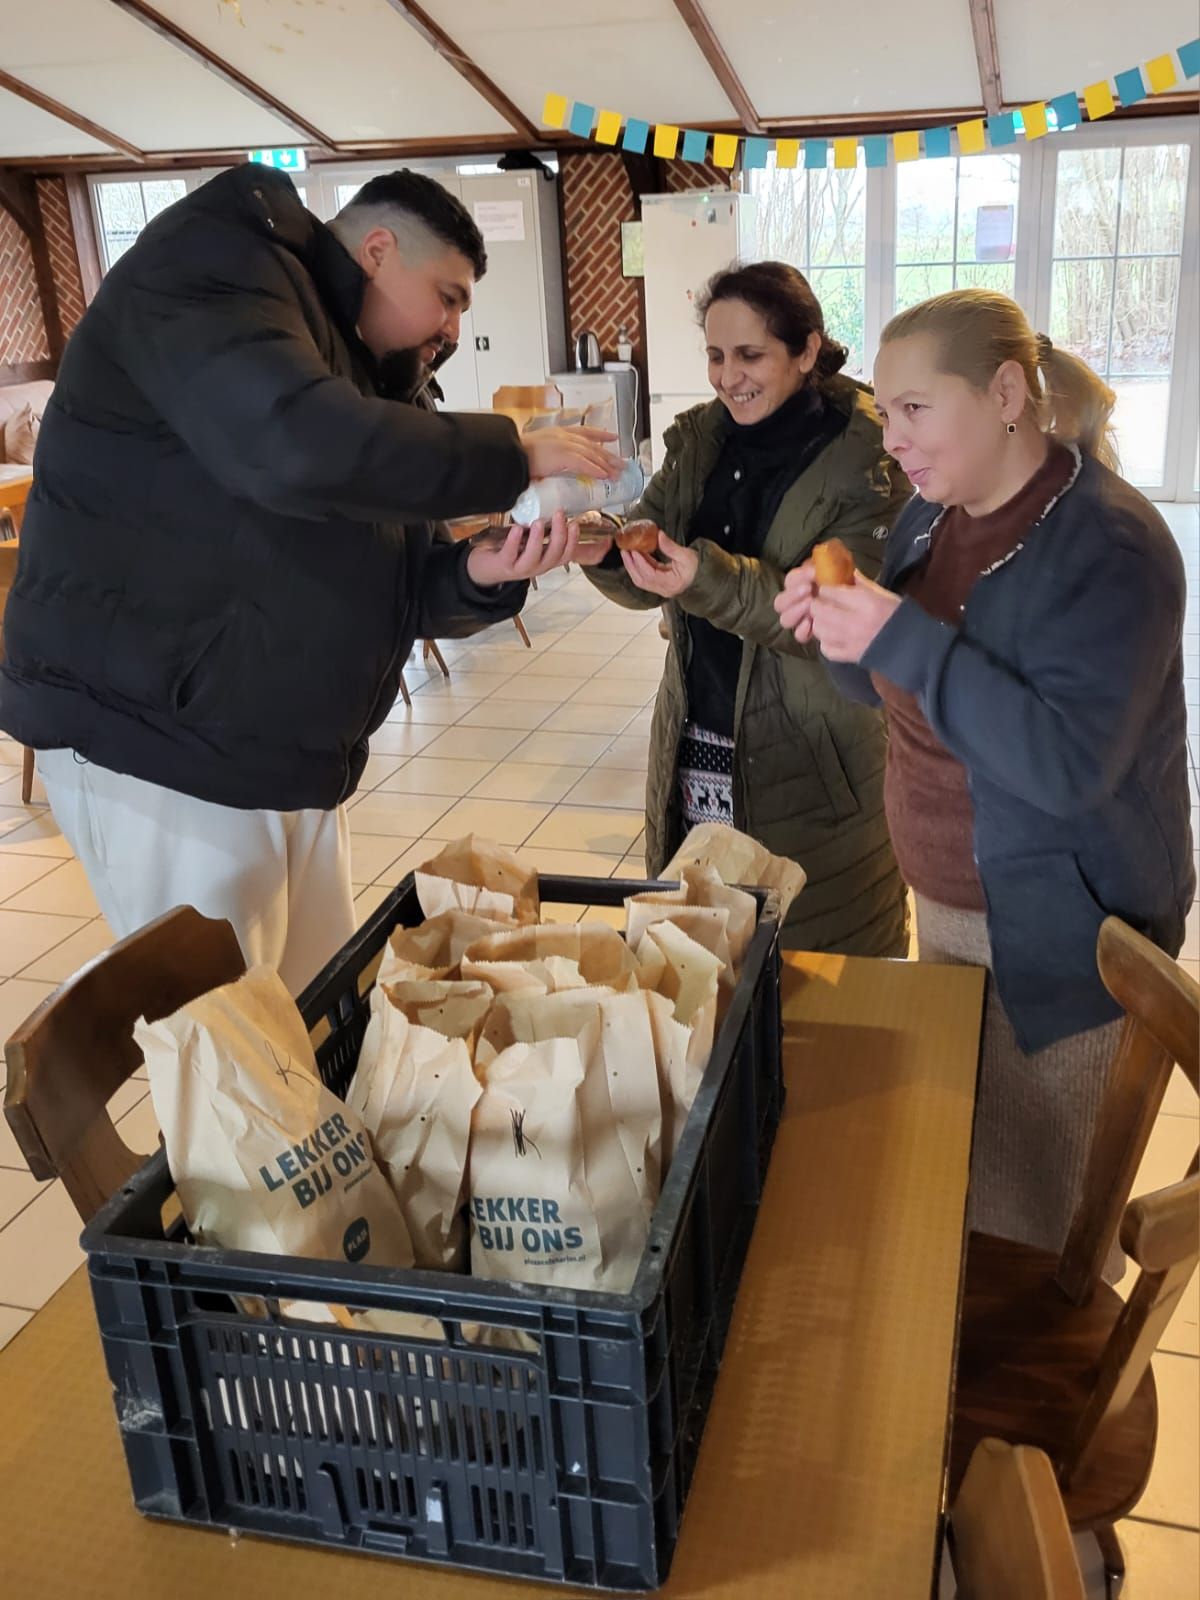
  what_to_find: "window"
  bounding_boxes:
[749,160,868,374]
[93,178,187,269]
[894,153,1021,312]
[1047,142,1191,487]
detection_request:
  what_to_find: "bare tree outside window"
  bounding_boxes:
[749,162,867,375]
[1049,143,1190,484]
[894,154,1021,312]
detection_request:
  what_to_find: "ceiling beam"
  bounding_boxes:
[672,0,763,133]
[0,170,38,234]
[967,0,1003,116]
[108,0,337,152]
[380,1,539,142]
[0,69,144,164]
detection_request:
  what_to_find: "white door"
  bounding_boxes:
[460,174,549,403]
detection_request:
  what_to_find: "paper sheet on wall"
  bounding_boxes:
[473,200,526,242]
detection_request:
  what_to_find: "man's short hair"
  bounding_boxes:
[333,170,487,279]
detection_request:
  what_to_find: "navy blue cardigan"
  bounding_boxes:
[827,448,1194,1052]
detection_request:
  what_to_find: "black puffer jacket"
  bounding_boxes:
[0,166,529,810]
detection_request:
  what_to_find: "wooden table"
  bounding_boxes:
[0,952,983,1599]
[0,466,33,533]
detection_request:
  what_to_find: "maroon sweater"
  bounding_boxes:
[871,443,1075,910]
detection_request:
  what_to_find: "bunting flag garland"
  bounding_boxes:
[541,36,1198,170]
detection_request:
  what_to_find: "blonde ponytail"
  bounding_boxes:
[881,289,1120,470]
[1036,342,1119,472]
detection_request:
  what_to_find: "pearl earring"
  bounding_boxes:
[1005,422,1017,435]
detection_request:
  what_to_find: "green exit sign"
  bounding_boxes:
[247,148,307,172]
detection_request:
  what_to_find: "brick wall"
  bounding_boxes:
[36,178,87,337]
[0,209,50,367]
[560,151,733,368]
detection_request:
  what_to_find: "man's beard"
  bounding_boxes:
[375,345,426,397]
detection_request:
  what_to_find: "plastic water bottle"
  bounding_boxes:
[508,458,644,524]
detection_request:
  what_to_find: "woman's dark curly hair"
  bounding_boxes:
[696,261,848,382]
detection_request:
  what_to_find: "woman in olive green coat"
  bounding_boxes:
[585,263,910,953]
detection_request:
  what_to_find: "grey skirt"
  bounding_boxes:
[914,895,1123,1276]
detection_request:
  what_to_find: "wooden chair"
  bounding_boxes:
[0,541,36,804]
[491,383,563,422]
[950,916,1200,1598]
[949,1438,1086,1600]
[3,906,245,1223]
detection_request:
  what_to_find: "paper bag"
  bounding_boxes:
[382,977,495,1047]
[136,967,413,1274]
[664,824,806,921]
[347,986,482,1269]
[469,1036,601,1290]
[462,923,642,996]
[626,898,734,988]
[415,835,539,923]
[377,909,516,985]
[635,920,722,1083]
[485,986,665,1203]
[644,988,704,1163]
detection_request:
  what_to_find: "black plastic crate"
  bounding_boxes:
[81,873,783,1591]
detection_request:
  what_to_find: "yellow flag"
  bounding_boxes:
[893,130,920,162]
[833,137,858,169]
[654,124,680,159]
[1083,81,1115,120]
[542,93,568,129]
[957,118,986,154]
[1145,54,1178,94]
[712,133,739,168]
[775,138,800,169]
[595,110,622,146]
[1021,102,1048,140]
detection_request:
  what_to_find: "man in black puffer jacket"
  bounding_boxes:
[0,166,617,990]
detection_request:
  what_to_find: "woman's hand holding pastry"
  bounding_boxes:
[622,528,698,597]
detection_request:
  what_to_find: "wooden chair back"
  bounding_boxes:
[490,383,563,436]
[3,906,245,1222]
[1056,916,1199,1303]
[0,541,19,634]
[1060,1171,1200,1489]
[951,1438,1086,1600]
[0,539,37,803]
[491,383,562,413]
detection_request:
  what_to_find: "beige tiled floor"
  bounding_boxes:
[0,519,1197,1593]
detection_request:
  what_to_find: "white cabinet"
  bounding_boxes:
[641,191,757,468]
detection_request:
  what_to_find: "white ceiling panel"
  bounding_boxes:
[701,0,982,118]
[420,0,736,126]
[0,87,111,159]
[995,0,1198,103]
[147,0,511,142]
[0,0,300,151]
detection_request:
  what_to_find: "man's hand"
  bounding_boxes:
[466,511,583,587]
[570,530,615,567]
[522,425,623,482]
[809,574,902,662]
[621,529,698,598]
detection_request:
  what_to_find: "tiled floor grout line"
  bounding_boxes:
[1125,1512,1200,1533]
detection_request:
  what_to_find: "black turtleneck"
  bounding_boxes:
[685,384,848,736]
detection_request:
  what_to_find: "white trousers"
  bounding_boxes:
[39,749,356,996]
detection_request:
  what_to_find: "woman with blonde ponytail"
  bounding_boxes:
[775,287,1193,1266]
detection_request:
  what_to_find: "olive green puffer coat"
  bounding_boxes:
[585,376,910,954]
